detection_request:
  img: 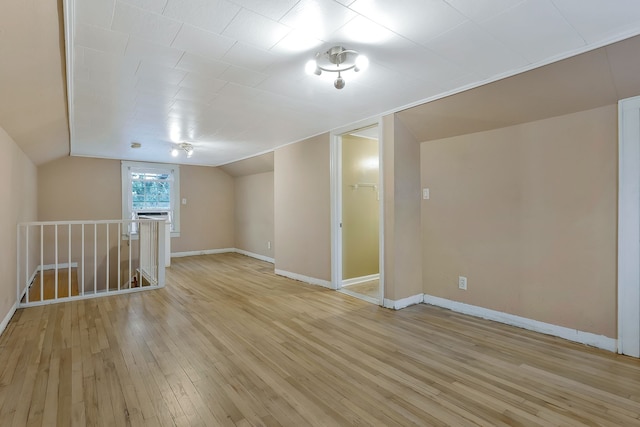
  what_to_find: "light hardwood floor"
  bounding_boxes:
[22,269,80,303]
[1,253,640,426]
[342,280,379,300]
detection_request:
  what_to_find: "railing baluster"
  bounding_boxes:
[40,225,43,302]
[117,223,121,291]
[68,224,72,299]
[25,226,29,304]
[81,224,85,296]
[94,224,97,294]
[55,224,59,300]
[128,225,132,290]
[17,225,21,305]
[154,221,158,284]
[106,223,110,294]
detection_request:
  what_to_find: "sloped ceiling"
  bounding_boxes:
[397,33,640,141]
[2,1,640,167]
[219,151,273,176]
[0,0,69,165]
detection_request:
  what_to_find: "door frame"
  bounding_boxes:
[618,96,640,358]
[330,118,384,305]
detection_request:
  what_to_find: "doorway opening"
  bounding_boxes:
[332,124,382,304]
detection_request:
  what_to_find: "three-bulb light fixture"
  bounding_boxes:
[171,142,194,158]
[305,46,369,89]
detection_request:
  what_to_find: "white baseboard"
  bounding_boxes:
[171,248,235,258]
[383,293,424,310]
[171,248,275,264]
[0,303,17,338]
[275,269,334,289]
[342,273,379,287]
[234,249,274,264]
[423,294,617,352]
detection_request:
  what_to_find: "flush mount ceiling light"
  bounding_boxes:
[305,46,369,90]
[171,142,194,158]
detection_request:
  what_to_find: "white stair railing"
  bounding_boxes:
[16,219,166,307]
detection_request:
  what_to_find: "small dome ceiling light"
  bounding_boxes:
[305,46,368,90]
[181,142,194,158]
[131,141,142,149]
[171,142,194,158]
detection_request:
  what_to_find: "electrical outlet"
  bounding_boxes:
[267,241,271,249]
[458,276,467,290]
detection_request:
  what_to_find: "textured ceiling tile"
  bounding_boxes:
[112,2,181,46]
[179,73,228,92]
[124,37,184,67]
[329,14,397,45]
[175,86,218,103]
[222,42,282,71]
[162,0,240,33]
[424,20,529,79]
[445,0,525,23]
[223,9,291,50]
[120,0,168,14]
[217,82,266,99]
[552,0,640,43]
[76,0,115,28]
[226,0,300,21]
[218,65,268,86]
[349,0,468,44]
[270,29,323,54]
[136,61,187,85]
[171,25,235,59]
[175,53,229,77]
[75,23,129,55]
[82,48,139,81]
[279,0,356,40]
[482,0,586,63]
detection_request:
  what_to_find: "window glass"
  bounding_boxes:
[121,162,180,236]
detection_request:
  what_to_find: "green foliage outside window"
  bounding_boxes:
[131,172,171,210]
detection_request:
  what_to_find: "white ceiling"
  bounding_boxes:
[65,0,640,166]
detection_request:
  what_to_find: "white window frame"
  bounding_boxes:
[121,161,181,238]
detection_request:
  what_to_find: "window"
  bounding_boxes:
[121,161,180,236]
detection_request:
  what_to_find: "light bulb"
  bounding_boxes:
[334,76,345,89]
[171,148,179,157]
[305,59,318,75]
[354,54,369,72]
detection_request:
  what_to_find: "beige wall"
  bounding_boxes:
[420,105,617,337]
[382,115,423,301]
[0,126,37,322]
[342,135,379,279]
[234,171,274,258]
[39,157,121,221]
[274,134,331,281]
[173,165,234,253]
[38,156,235,254]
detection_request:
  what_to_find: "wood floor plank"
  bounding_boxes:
[1,253,640,426]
